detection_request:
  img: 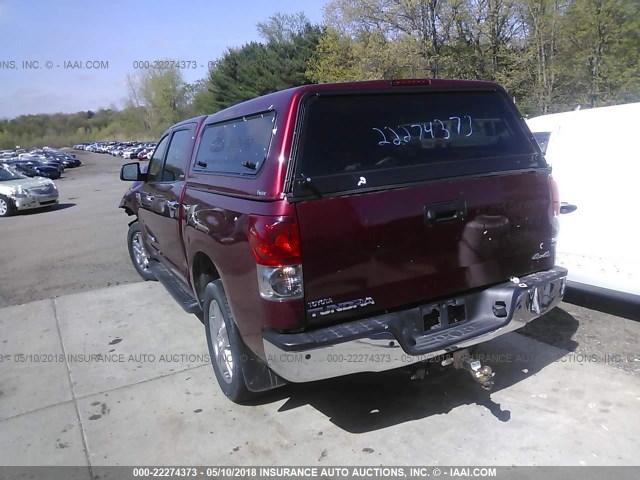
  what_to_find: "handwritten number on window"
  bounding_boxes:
[464,115,473,137]
[375,115,473,147]
[372,128,391,146]
[434,119,450,139]
[385,127,402,145]
[423,122,434,139]
[449,117,461,135]
[411,124,424,140]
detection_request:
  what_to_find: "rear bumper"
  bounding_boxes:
[263,267,567,382]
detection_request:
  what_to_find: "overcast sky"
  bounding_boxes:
[0,0,327,119]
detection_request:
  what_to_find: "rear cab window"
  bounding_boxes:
[290,89,544,198]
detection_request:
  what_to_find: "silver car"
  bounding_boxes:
[0,166,59,217]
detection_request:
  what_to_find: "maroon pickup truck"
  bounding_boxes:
[120,79,567,402]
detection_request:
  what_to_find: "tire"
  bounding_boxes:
[127,221,156,281]
[0,195,15,217]
[203,280,253,403]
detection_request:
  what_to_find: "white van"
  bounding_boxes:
[527,103,640,302]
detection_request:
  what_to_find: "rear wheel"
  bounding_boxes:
[203,280,253,403]
[127,221,156,281]
[0,195,15,217]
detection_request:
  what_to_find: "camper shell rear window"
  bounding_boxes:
[290,89,543,198]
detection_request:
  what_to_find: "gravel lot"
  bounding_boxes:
[0,151,140,307]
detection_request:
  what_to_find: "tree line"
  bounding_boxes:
[1,1,638,149]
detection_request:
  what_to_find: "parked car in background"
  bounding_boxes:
[527,102,640,302]
[40,149,82,168]
[56,156,82,168]
[0,165,59,216]
[120,79,567,402]
[18,154,64,174]
[73,141,156,159]
[123,148,142,159]
[0,148,80,171]
[137,148,153,160]
[110,146,126,156]
[2,160,62,179]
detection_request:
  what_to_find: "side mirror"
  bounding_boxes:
[559,202,577,214]
[120,162,145,181]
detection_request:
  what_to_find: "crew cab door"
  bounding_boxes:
[138,125,196,280]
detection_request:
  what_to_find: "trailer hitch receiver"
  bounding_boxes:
[452,349,495,390]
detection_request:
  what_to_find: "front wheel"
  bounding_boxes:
[0,195,15,217]
[203,280,253,403]
[127,221,156,281]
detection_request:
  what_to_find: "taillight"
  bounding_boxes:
[256,264,303,300]
[550,176,560,245]
[550,176,560,217]
[248,215,301,266]
[248,215,303,301]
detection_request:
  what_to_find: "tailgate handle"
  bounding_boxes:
[424,200,467,225]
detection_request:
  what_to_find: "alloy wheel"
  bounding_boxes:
[0,198,8,216]
[131,231,150,271]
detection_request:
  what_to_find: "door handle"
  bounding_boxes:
[165,200,179,218]
[424,199,467,225]
[559,202,577,214]
[140,193,154,207]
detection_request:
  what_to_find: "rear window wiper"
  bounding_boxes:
[241,161,257,171]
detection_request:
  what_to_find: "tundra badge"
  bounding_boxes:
[308,297,375,318]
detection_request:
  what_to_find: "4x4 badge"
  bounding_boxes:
[532,251,550,260]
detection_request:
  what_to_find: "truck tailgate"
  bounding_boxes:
[296,170,555,326]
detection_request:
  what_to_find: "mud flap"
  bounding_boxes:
[241,352,288,392]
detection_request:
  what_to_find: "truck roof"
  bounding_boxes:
[203,79,503,125]
[171,115,208,129]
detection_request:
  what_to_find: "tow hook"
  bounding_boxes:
[450,349,495,390]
